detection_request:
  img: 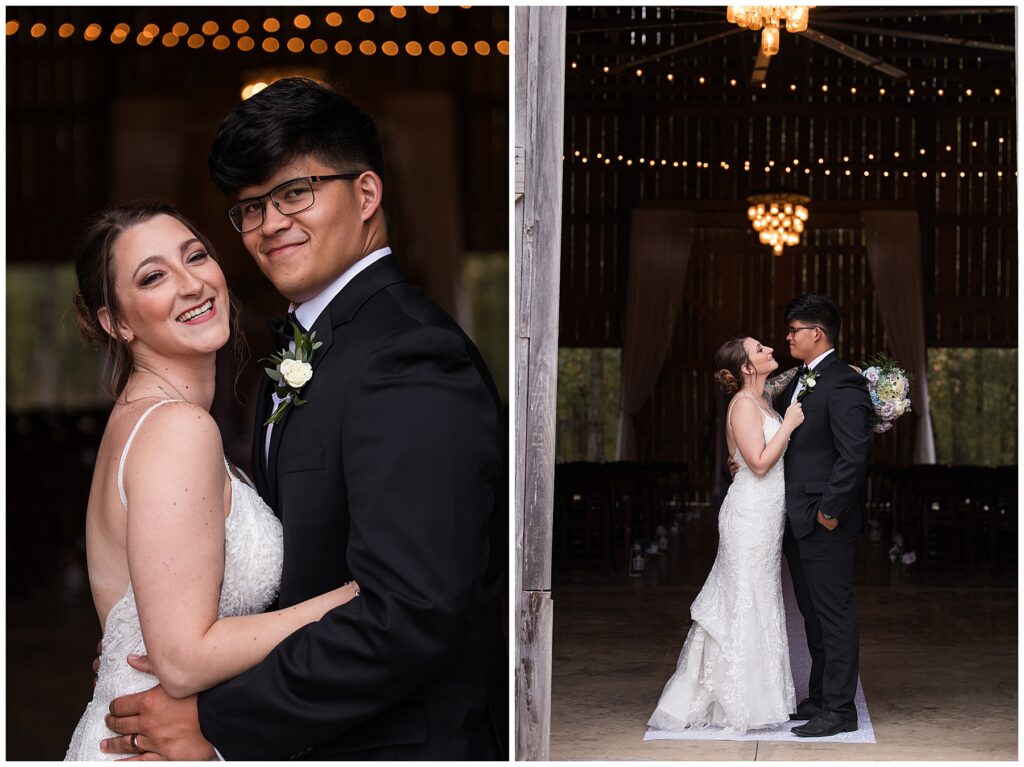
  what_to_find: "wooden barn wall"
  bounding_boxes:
[560,8,1016,481]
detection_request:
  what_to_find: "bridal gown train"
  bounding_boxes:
[65,400,284,761]
[648,397,795,733]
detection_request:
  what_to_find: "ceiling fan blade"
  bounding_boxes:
[610,27,744,73]
[810,8,1014,21]
[569,19,737,36]
[750,49,771,85]
[800,28,909,79]
[810,20,1014,52]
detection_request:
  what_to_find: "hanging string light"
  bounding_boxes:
[4,10,506,58]
[726,5,813,56]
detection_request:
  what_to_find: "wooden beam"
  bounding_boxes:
[515,6,565,761]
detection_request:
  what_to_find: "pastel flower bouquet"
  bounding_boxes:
[861,354,912,433]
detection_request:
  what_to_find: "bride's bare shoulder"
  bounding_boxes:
[123,400,223,467]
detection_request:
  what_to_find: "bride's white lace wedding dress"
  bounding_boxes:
[648,392,795,734]
[65,400,284,761]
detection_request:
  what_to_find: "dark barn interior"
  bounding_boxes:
[545,6,1016,760]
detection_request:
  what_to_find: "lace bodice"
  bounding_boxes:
[65,403,283,761]
[648,396,794,733]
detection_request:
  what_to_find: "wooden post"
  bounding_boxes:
[514,6,565,761]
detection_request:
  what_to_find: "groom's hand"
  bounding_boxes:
[727,456,739,478]
[816,509,839,531]
[102,683,215,761]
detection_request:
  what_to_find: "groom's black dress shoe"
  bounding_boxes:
[789,699,823,721]
[792,710,858,737]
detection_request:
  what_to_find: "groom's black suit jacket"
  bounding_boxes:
[196,255,507,760]
[777,351,872,540]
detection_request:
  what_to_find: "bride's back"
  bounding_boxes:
[84,397,231,631]
[85,400,165,629]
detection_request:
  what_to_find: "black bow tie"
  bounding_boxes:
[268,312,305,348]
[799,364,810,375]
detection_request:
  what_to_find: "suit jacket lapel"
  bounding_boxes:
[251,372,274,502]
[264,254,407,509]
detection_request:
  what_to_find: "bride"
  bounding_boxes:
[648,336,803,734]
[65,203,360,760]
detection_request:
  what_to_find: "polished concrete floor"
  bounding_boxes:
[550,522,1018,761]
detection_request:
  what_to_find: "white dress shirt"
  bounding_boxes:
[264,246,392,464]
[790,347,835,404]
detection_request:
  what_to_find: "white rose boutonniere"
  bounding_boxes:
[279,359,313,388]
[797,368,819,400]
[263,320,323,425]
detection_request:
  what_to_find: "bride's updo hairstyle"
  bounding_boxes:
[73,202,240,397]
[713,337,752,395]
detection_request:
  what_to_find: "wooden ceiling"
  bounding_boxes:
[566,6,1016,107]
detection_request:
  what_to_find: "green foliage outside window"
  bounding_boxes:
[7,263,106,411]
[461,252,508,406]
[928,347,1016,466]
[556,348,621,463]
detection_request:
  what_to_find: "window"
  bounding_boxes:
[927,348,1016,466]
[461,252,508,405]
[7,263,106,411]
[556,348,621,462]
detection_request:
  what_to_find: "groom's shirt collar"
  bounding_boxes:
[289,246,392,330]
[806,347,835,371]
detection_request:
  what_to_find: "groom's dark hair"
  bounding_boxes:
[784,293,841,345]
[208,77,385,194]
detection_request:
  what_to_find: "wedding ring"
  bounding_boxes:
[130,733,142,754]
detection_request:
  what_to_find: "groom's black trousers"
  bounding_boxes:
[783,519,859,722]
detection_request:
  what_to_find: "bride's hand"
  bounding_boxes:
[782,402,804,435]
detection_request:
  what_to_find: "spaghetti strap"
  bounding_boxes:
[726,392,761,431]
[117,400,181,510]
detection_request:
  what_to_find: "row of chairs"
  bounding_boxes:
[865,464,1017,579]
[553,461,1017,580]
[553,461,688,573]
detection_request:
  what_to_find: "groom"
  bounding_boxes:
[776,294,871,737]
[102,78,507,759]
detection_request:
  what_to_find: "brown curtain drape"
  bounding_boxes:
[617,209,695,460]
[862,210,936,464]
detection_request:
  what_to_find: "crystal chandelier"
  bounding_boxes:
[747,193,809,255]
[726,6,813,56]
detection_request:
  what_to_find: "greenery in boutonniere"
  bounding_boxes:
[263,321,323,425]
[797,368,819,400]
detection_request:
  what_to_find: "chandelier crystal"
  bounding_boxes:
[746,192,810,255]
[726,6,813,56]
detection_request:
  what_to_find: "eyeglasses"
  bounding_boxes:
[786,325,821,338]
[226,173,364,233]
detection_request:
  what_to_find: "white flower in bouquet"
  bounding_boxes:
[864,367,880,383]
